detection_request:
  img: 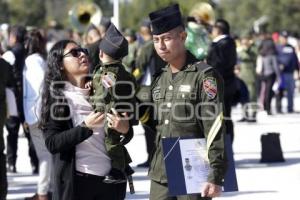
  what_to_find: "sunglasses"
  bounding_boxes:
[63,47,89,58]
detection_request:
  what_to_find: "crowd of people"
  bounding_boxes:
[0,3,300,200]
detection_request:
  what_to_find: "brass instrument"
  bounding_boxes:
[189,2,215,26]
[69,2,102,33]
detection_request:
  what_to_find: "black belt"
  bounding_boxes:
[75,171,105,180]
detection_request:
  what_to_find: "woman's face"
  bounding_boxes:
[62,43,90,80]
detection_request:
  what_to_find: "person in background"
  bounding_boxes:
[275,31,299,113]
[206,19,237,142]
[2,25,39,173]
[236,33,258,122]
[39,40,132,200]
[134,19,166,168]
[256,32,280,115]
[0,53,14,200]
[84,23,102,74]
[23,30,52,200]
[147,4,227,200]
[123,28,138,73]
[185,3,212,61]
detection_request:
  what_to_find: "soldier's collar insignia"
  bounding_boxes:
[203,77,217,100]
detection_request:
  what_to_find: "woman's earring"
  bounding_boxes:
[60,67,63,71]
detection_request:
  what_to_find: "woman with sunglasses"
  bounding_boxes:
[39,40,132,200]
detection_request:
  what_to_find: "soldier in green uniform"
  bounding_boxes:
[237,34,258,122]
[90,23,137,183]
[146,4,227,200]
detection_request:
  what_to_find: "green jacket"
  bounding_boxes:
[238,44,257,84]
[134,40,165,84]
[148,52,227,185]
[90,61,138,171]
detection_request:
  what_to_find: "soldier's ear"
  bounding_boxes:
[180,31,187,42]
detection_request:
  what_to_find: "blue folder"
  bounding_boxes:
[162,135,238,196]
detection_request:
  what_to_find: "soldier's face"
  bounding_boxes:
[62,43,90,79]
[153,28,186,62]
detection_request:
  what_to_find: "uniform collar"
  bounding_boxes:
[162,51,199,83]
[213,34,228,43]
[102,60,121,66]
[161,51,198,72]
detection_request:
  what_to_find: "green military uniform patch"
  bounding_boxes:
[203,77,217,100]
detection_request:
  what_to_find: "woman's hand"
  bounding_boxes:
[106,109,130,134]
[84,111,105,129]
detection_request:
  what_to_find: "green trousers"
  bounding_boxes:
[150,180,212,200]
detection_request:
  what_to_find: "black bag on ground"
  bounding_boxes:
[260,132,285,162]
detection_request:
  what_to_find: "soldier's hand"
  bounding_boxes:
[84,111,105,129]
[201,182,222,198]
[107,110,129,134]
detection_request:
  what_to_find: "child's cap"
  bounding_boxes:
[99,23,128,59]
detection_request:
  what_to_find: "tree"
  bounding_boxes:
[218,0,300,34]
[120,0,210,30]
[0,0,10,23]
[8,0,46,27]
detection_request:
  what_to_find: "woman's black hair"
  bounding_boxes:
[38,39,78,129]
[9,25,27,44]
[25,29,47,58]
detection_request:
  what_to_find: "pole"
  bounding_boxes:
[113,0,120,29]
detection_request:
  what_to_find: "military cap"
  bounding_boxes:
[99,23,128,59]
[149,4,183,35]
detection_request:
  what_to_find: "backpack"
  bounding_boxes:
[260,132,285,163]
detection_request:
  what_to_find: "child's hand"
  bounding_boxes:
[85,81,92,89]
[107,109,129,134]
[84,111,105,129]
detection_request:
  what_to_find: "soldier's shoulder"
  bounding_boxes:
[193,61,214,73]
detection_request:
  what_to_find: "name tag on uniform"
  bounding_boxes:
[179,85,191,93]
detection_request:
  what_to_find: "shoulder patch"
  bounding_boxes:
[203,77,217,99]
[101,71,117,88]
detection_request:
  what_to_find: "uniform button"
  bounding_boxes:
[164,119,169,124]
[168,85,173,90]
[167,103,172,108]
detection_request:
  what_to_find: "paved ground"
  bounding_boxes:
[5,94,300,200]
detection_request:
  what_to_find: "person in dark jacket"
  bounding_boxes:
[2,25,39,173]
[275,31,299,113]
[39,40,133,200]
[0,57,13,200]
[206,19,237,142]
